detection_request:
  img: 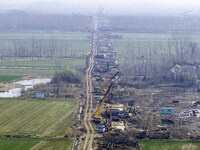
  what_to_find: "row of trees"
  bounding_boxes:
[1,11,200,33]
[0,12,91,32]
[109,16,200,33]
[0,38,87,61]
[51,70,81,84]
[122,39,200,77]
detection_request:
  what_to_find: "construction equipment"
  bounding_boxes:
[97,125,106,133]
[100,72,119,93]
[129,105,139,115]
[93,83,113,123]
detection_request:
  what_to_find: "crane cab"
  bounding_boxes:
[93,114,102,123]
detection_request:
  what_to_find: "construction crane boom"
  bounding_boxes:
[94,83,113,119]
[100,72,119,93]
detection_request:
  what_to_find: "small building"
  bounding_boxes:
[170,64,197,82]
[160,107,175,115]
[106,104,124,111]
[36,92,45,99]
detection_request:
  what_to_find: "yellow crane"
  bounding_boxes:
[100,72,119,93]
[93,83,113,123]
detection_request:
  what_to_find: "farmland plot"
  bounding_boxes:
[140,140,200,150]
[0,58,85,76]
[0,138,41,150]
[0,98,78,136]
[31,139,73,150]
[0,138,73,150]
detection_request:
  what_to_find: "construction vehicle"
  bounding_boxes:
[118,111,133,119]
[129,105,139,115]
[93,83,113,123]
[100,72,119,93]
[97,125,106,133]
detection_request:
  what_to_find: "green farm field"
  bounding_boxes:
[0,68,57,76]
[0,31,87,39]
[114,32,198,49]
[0,98,78,136]
[140,140,200,150]
[0,58,85,76]
[0,75,21,83]
[31,139,73,150]
[0,58,85,68]
[0,58,85,69]
[0,138,72,150]
[0,138,41,150]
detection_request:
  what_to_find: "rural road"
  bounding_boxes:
[82,17,98,150]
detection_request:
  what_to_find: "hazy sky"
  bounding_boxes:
[0,0,200,15]
[0,0,199,5]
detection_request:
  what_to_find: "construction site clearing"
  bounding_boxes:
[0,16,198,149]
[73,16,200,150]
[7,16,200,149]
[7,15,198,149]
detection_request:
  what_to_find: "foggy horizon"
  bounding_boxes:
[0,0,200,16]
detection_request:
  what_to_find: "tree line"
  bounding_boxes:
[109,16,200,33]
[0,11,200,33]
[0,11,91,32]
[122,39,200,77]
[0,38,87,61]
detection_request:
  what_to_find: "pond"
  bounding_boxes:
[0,78,51,98]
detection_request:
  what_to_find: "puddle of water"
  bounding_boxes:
[0,78,51,98]
[157,123,174,128]
[16,79,51,86]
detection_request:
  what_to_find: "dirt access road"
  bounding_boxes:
[82,18,98,150]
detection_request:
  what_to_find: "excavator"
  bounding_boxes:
[93,83,113,123]
[100,71,119,94]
